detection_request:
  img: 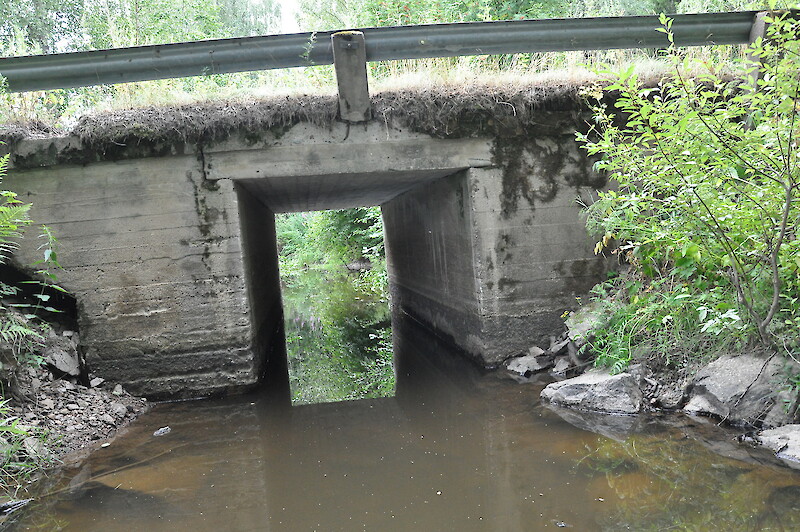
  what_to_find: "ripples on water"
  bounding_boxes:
[10,272,800,530]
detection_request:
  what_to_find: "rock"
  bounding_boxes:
[757,424,800,468]
[540,368,642,414]
[506,354,552,376]
[66,403,80,411]
[153,426,171,437]
[100,413,115,424]
[762,389,798,429]
[112,384,124,396]
[43,338,81,377]
[528,345,546,357]
[551,356,572,376]
[548,337,571,355]
[683,353,798,427]
[89,377,105,388]
[109,402,128,418]
[23,437,52,460]
[40,398,55,410]
[565,300,616,349]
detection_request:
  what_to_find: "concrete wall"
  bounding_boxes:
[4,119,606,397]
[383,134,606,365]
[5,153,260,398]
[383,170,485,357]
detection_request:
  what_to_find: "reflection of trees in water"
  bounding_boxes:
[579,427,800,531]
[283,268,393,405]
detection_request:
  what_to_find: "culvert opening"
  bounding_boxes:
[275,208,395,405]
[234,164,468,404]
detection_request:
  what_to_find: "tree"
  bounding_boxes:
[0,0,84,53]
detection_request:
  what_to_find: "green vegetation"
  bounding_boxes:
[578,11,800,375]
[0,151,59,492]
[276,208,393,404]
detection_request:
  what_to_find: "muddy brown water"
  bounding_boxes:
[11,316,800,531]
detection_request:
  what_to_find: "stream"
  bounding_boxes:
[9,270,800,531]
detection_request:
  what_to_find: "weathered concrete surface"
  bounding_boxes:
[5,119,606,397]
[383,133,606,365]
[5,154,256,398]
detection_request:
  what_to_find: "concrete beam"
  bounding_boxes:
[332,31,371,122]
[204,137,493,181]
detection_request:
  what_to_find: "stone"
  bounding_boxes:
[683,353,798,427]
[100,413,115,424]
[565,300,616,349]
[757,424,800,468]
[112,384,124,396]
[43,339,81,377]
[551,356,572,376]
[66,403,80,411]
[89,377,105,388]
[40,398,55,410]
[506,354,552,376]
[540,368,642,415]
[528,345,546,357]
[153,426,171,437]
[23,437,52,460]
[110,402,128,418]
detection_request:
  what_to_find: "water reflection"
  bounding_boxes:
[282,267,393,405]
[11,314,800,531]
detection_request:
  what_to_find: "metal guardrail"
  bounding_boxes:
[0,11,760,93]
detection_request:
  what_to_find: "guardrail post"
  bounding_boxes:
[745,11,770,92]
[332,31,371,122]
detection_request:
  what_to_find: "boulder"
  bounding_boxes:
[540,368,642,415]
[757,424,800,468]
[683,353,798,427]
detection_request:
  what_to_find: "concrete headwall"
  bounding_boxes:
[4,117,606,397]
[5,151,261,398]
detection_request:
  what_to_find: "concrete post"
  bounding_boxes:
[332,31,371,122]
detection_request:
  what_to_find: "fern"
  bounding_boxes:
[0,316,41,345]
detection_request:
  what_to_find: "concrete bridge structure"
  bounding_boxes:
[3,104,607,398]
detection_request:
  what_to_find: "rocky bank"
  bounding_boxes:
[505,302,800,469]
[1,310,148,487]
[8,364,148,461]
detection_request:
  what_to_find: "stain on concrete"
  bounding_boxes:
[497,277,519,291]
[494,232,514,264]
[490,135,606,219]
[563,258,608,294]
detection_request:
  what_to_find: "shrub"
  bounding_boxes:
[578,11,800,370]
